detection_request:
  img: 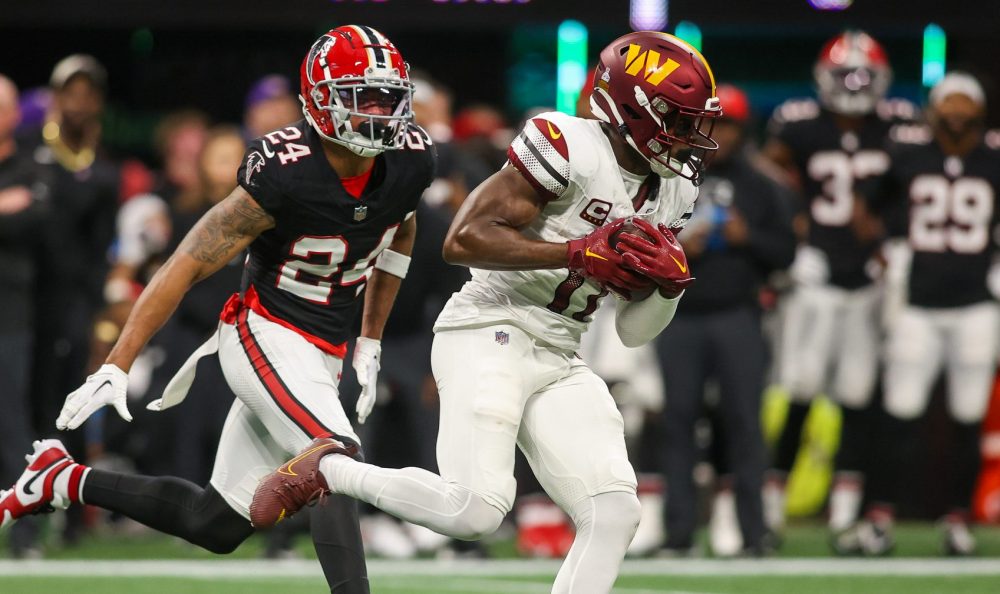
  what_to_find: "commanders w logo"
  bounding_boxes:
[624,43,680,85]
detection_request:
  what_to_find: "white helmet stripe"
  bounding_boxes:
[317,54,332,81]
[361,26,392,69]
[592,87,625,127]
[348,25,378,70]
[306,34,337,85]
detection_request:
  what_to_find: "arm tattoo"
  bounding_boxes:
[181,191,275,264]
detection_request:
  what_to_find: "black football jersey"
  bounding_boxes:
[861,125,1000,308]
[236,120,435,351]
[768,98,917,288]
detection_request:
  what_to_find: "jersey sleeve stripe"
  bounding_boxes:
[508,132,570,200]
[508,142,558,200]
[522,121,571,179]
[522,132,570,187]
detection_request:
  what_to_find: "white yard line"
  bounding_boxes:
[375,576,716,594]
[0,557,999,578]
[374,577,550,593]
[622,558,1000,576]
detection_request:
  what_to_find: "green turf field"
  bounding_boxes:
[3,523,1000,593]
[4,561,1000,594]
[7,521,1000,560]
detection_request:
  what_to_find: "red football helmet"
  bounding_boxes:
[715,84,751,123]
[590,31,721,185]
[300,25,414,157]
[814,30,892,116]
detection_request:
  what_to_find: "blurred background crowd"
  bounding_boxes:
[2,0,1000,562]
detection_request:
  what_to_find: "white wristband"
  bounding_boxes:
[374,249,411,279]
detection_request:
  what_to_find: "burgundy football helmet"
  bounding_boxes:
[590,31,721,185]
[300,25,414,157]
[814,30,891,116]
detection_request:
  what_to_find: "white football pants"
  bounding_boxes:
[321,324,640,593]
[210,308,357,518]
[884,302,999,423]
[779,283,880,408]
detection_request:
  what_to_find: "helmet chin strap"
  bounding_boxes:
[592,87,683,180]
[343,143,383,158]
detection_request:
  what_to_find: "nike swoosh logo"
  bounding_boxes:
[670,254,688,274]
[278,443,336,477]
[22,458,66,497]
[261,143,275,158]
[585,247,608,261]
[546,122,562,140]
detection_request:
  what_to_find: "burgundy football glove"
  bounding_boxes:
[567,218,653,297]
[615,219,694,299]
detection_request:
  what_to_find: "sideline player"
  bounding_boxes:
[0,26,433,594]
[848,72,1000,556]
[252,31,720,593]
[762,30,917,542]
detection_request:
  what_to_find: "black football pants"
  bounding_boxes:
[657,306,768,549]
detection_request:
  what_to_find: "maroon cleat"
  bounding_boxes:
[249,437,357,529]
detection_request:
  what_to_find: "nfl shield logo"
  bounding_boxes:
[354,205,368,221]
[495,330,509,345]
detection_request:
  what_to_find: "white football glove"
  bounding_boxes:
[56,364,132,430]
[789,244,831,287]
[353,337,382,425]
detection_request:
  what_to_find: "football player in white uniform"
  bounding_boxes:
[252,31,721,593]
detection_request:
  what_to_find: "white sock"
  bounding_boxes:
[762,478,786,532]
[710,489,743,557]
[320,456,504,540]
[828,473,863,532]
[51,463,89,507]
[553,492,640,594]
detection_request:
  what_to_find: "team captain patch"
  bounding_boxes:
[507,118,571,201]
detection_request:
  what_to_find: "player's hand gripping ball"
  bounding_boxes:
[605,219,658,301]
[613,218,694,299]
[566,218,655,300]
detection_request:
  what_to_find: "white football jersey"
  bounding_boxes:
[434,111,699,350]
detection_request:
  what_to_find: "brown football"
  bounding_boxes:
[608,220,657,301]
[609,219,655,250]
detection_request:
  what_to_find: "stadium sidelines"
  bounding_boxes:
[1,558,1000,578]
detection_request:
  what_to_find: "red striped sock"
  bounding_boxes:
[52,462,90,505]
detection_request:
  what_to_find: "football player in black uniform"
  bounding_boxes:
[761,31,917,543]
[848,72,1000,556]
[0,26,434,594]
